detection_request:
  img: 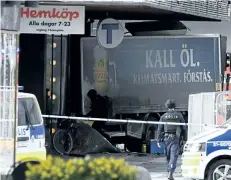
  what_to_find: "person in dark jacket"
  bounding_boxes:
[86,89,108,132]
[157,99,186,180]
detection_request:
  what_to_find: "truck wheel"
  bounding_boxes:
[206,159,231,180]
[143,115,158,143]
[145,127,155,143]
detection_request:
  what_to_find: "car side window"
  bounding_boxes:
[18,100,27,126]
[24,98,42,125]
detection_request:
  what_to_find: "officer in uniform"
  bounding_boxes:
[86,89,108,133]
[157,99,186,180]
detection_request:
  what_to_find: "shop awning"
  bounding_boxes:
[40,0,231,21]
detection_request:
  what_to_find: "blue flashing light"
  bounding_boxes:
[18,86,24,91]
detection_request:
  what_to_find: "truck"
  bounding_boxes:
[81,34,228,152]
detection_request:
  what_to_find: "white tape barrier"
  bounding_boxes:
[42,115,220,127]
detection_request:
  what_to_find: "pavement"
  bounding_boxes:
[125,153,183,180]
[150,173,183,180]
[63,152,184,180]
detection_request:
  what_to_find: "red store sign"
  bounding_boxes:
[20,6,85,35]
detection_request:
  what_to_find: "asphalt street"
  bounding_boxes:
[64,153,183,180]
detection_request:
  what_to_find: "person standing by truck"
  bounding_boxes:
[86,89,112,133]
[157,99,186,180]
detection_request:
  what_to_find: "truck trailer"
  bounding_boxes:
[81,34,227,152]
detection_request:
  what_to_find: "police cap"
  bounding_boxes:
[165,99,176,109]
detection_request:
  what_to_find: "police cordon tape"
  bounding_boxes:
[42,115,221,127]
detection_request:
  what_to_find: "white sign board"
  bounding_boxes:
[97,18,124,49]
[20,6,85,34]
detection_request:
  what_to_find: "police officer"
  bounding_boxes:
[157,99,186,180]
[86,89,108,133]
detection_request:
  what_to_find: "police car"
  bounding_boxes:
[0,92,46,175]
[181,120,231,180]
[17,93,46,162]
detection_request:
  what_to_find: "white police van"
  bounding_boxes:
[17,92,46,162]
[181,120,231,180]
[0,92,46,175]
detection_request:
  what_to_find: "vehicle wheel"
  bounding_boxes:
[143,115,157,143]
[145,127,155,143]
[126,137,142,152]
[206,159,231,180]
[8,161,40,180]
[53,129,73,155]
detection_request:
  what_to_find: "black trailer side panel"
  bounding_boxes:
[81,35,224,114]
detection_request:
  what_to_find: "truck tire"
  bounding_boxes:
[144,127,155,143]
[206,159,231,180]
[143,115,158,143]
